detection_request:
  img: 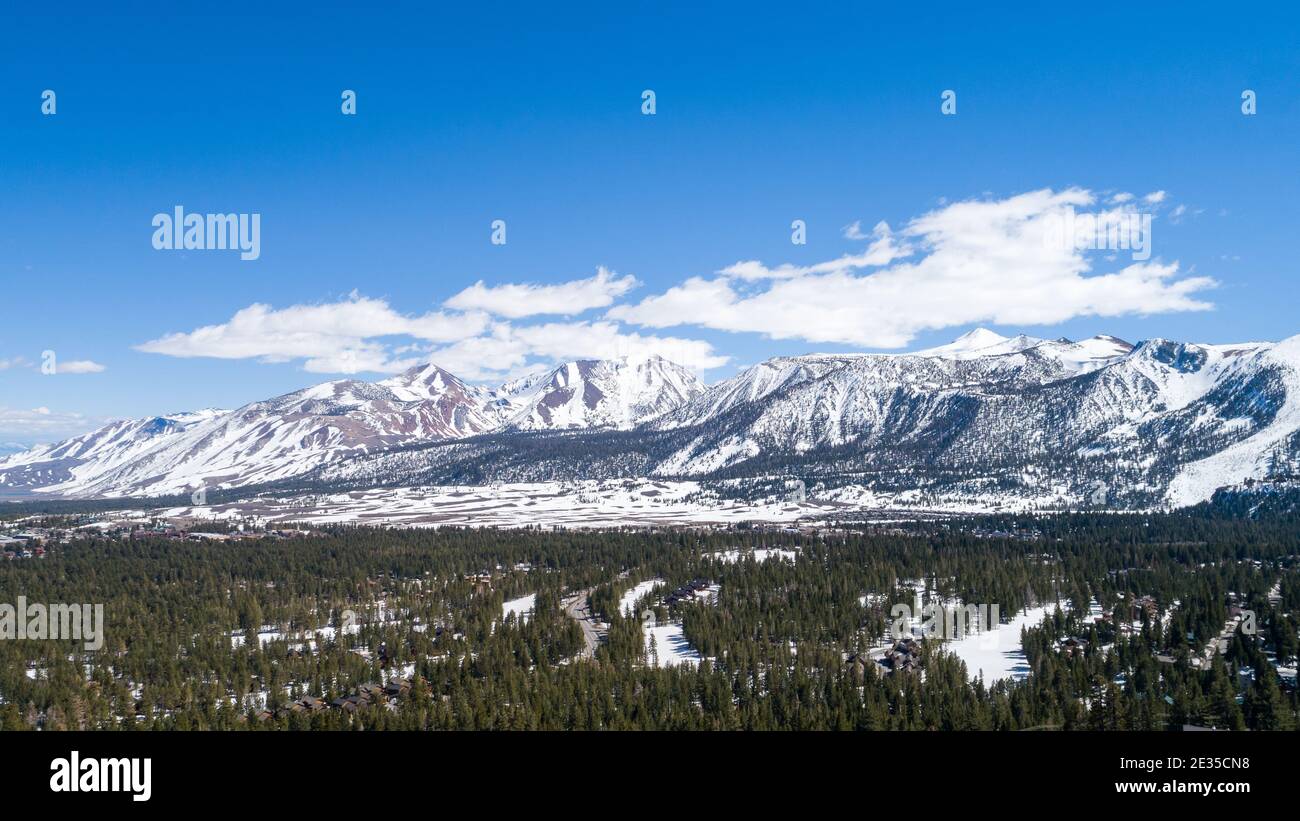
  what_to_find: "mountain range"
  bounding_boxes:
[3,329,1298,511]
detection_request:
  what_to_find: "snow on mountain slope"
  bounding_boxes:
[655,355,857,430]
[917,328,1132,374]
[377,363,504,433]
[2,368,504,497]
[1029,335,1134,375]
[649,333,1299,510]
[0,409,227,493]
[656,340,1123,474]
[1166,335,1300,506]
[657,329,1131,435]
[502,355,705,430]
[0,355,705,497]
[3,331,1297,508]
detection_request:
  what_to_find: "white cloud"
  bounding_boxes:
[720,221,911,280]
[610,188,1215,348]
[0,355,102,374]
[136,294,490,374]
[137,293,725,380]
[445,266,638,318]
[841,220,868,240]
[134,187,1215,379]
[0,406,101,444]
[57,360,106,374]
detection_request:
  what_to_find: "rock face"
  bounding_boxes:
[498,355,705,431]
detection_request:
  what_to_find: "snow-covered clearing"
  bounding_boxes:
[708,547,798,564]
[944,604,1056,683]
[502,593,536,623]
[644,622,703,668]
[619,579,664,616]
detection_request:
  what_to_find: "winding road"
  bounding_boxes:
[562,588,607,658]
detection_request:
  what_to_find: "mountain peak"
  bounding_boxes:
[378,361,475,403]
[914,328,1044,359]
[392,361,456,383]
[950,327,1008,347]
[500,354,706,431]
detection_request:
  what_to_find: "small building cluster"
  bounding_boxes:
[664,578,714,606]
[880,637,923,674]
[0,531,46,559]
[251,677,419,722]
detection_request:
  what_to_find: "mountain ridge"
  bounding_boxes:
[3,330,1298,509]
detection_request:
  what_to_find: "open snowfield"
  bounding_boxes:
[944,604,1058,683]
[644,621,703,667]
[619,580,665,616]
[708,547,799,564]
[1167,338,1300,506]
[161,478,891,528]
[502,593,536,623]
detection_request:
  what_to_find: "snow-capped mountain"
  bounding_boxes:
[0,409,227,494]
[499,355,705,431]
[0,372,502,497]
[0,355,703,498]
[646,332,1298,508]
[655,354,856,430]
[912,327,1046,358]
[307,329,1300,510]
[3,330,1298,509]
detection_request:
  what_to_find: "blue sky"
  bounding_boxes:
[2,2,1298,445]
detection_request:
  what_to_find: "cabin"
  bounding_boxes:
[1061,637,1090,658]
[882,638,923,673]
[384,679,412,698]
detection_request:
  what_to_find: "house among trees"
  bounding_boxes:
[882,638,923,674]
[1061,636,1090,658]
[664,578,714,606]
[384,679,413,698]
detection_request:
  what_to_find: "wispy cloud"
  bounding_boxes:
[841,220,869,240]
[1,355,104,374]
[58,360,107,374]
[720,221,911,281]
[0,406,102,444]
[445,266,638,318]
[0,357,30,371]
